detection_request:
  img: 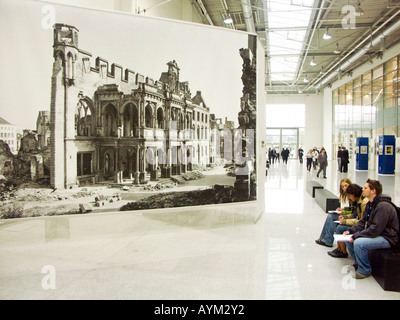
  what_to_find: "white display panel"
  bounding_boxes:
[0,0,265,217]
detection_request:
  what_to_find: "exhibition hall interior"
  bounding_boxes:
[0,0,400,300]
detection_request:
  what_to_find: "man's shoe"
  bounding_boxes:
[328,248,348,258]
[323,176,327,179]
[353,271,371,279]
[315,239,332,248]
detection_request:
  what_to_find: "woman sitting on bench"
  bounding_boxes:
[315,178,352,247]
[328,184,368,258]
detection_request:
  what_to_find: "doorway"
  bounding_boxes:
[266,128,300,159]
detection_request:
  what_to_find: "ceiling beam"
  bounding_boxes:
[267,52,340,57]
[262,23,374,32]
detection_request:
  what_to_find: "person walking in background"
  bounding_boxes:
[281,148,289,164]
[306,149,313,171]
[268,148,272,165]
[340,146,349,173]
[316,148,328,178]
[298,147,304,164]
[312,147,319,170]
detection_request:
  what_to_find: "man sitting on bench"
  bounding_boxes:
[343,179,399,279]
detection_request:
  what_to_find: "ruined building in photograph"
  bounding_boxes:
[50,24,228,189]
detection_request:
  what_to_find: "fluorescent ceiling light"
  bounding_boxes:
[223,14,233,24]
[356,2,364,16]
[323,27,332,40]
[334,43,341,54]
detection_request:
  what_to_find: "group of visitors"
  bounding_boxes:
[267,147,291,165]
[267,148,279,164]
[315,177,399,279]
[281,148,290,164]
[304,147,328,178]
[268,145,351,181]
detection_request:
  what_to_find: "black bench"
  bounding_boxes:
[306,180,324,198]
[314,188,340,213]
[369,248,400,292]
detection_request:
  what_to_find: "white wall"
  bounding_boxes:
[265,93,324,151]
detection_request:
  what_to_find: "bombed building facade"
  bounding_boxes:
[50,24,223,189]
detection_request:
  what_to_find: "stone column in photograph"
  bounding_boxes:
[234,42,257,201]
[50,24,80,189]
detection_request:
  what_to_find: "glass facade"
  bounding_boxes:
[333,54,399,158]
[266,128,303,159]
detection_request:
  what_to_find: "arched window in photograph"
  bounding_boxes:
[104,104,118,137]
[132,105,139,137]
[170,108,177,129]
[103,149,115,180]
[104,153,110,173]
[75,99,92,136]
[66,52,74,80]
[157,107,164,129]
[179,111,184,130]
[123,106,132,137]
[186,114,190,130]
[145,104,153,128]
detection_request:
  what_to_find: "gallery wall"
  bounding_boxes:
[0,0,265,218]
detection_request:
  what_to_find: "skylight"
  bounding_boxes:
[267,0,315,83]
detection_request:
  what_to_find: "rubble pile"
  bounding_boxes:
[0,184,124,219]
[120,184,235,211]
[1,203,24,219]
[0,179,17,201]
[121,181,177,192]
[181,170,204,181]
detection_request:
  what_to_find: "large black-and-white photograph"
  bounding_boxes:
[0,0,258,217]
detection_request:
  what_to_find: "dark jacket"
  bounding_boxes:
[349,194,399,247]
[341,149,349,163]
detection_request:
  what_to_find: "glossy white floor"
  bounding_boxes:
[0,160,399,300]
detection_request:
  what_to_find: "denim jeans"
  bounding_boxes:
[335,225,350,235]
[345,236,391,275]
[318,213,339,246]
